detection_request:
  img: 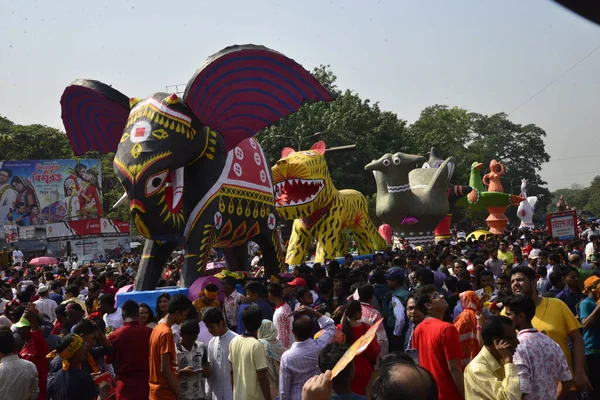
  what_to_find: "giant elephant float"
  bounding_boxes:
[60,45,333,290]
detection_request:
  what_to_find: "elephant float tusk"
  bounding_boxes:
[113,192,129,209]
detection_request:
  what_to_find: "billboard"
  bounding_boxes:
[0,159,102,227]
[45,218,130,241]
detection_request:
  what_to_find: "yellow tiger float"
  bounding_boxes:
[272,141,387,265]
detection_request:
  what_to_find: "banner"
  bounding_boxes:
[0,159,102,227]
[546,210,578,241]
[45,218,130,241]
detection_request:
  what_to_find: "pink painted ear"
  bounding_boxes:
[281,147,296,158]
[310,141,327,155]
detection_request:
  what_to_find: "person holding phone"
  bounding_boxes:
[463,316,521,400]
[176,320,210,400]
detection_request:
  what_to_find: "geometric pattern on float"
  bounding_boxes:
[272,147,386,265]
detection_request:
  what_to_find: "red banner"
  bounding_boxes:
[45,218,129,241]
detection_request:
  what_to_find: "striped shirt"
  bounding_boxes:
[279,315,335,400]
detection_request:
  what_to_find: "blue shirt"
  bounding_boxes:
[556,287,585,316]
[579,296,600,355]
[49,292,63,305]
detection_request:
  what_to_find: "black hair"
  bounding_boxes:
[73,319,97,336]
[370,269,387,285]
[138,303,156,323]
[245,281,263,295]
[496,273,510,282]
[55,303,67,318]
[548,271,563,287]
[201,307,225,325]
[503,294,536,321]
[358,284,375,303]
[121,300,139,319]
[0,327,15,354]
[267,282,283,298]
[319,343,352,384]
[155,293,171,320]
[341,300,362,344]
[242,304,263,332]
[181,319,200,336]
[413,285,438,315]
[56,334,80,355]
[481,316,514,346]
[445,276,458,292]
[537,265,547,278]
[98,293,115,307]
[549,253,562,264]
[65,284,80,297]
[295,286,311,301]
[167,294,192,314]
[313,263,326,279]
[50,281,62,291]
[414,268,434,285]
[509,266,536,283]
[372,357,438,400]
[565,266,579,276]
[205,283,219,293]
[221,276,237,287]
[318,277,334,294]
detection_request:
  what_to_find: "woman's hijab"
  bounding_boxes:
[453,291,481,367]
[257,319,285,361]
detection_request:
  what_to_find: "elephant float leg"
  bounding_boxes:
[252,230,285,277]
[134,240,178,291]
[222,245,251,273]
[285,219,312,266]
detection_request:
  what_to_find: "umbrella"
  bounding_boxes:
[29,256,59,265]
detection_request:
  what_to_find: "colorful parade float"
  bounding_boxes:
[60,45,334,306]
[272,141,387,265]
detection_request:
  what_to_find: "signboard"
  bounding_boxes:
[546,210,578,242]
[0,159,102,227]
[45,218,130,242]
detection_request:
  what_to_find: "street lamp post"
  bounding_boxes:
[271,131,326,149]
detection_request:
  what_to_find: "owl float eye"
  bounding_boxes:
[393,157,401,165]
[383,159,391,167]
[145,170,168,197]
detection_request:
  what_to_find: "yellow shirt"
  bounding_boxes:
[228,335,268,400]
[192,298,221,313]
[464,347,521,400]
[497,250,514,264]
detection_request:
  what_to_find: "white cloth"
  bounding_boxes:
[206,329,238,400]
[34,298,57,321]
[103,309,124,332]
[585,242,595,262]
[0,354,39,400]
[12,250,23,265]
[391,295,406,336]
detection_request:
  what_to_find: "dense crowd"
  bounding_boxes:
[1,221,600,399]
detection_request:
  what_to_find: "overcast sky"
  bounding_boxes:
[1,0,599,191]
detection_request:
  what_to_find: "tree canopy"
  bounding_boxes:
[0,64,553,227]
[549,177,600,218]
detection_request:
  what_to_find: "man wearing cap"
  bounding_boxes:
[385,267,409,351]
[16,304,49,400]
[33,285,56,321]
[527,249,540,271]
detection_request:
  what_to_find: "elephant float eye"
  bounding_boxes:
[393,157,401,165]
[383,159,391,167]
[145,170,168,197]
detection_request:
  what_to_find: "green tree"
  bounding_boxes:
[257,65,408,196]
[405,108,552,224]
[549,178,600,218]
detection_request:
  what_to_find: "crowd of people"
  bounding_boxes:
[0,221,600,399]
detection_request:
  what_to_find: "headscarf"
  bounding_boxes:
[453,291,482,367]
[257,320,285,361]
[584,276,600,302]
[47,334,84,371]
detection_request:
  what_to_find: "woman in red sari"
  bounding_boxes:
[79,169,103,218]
[337,300,380,396]
[453,290,482,367]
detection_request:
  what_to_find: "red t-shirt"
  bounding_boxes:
[412,318,463,400]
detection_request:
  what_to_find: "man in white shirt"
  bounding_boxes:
[99,293,123,333]
[0,327,39,400]
[12,247,23,266]
[33,286,57,321]
[202,307,238,400]
[585,234,599,262]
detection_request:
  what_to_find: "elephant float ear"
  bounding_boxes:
[183,44,334,152]
[61,79,130,156]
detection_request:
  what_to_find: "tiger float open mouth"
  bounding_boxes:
[273,178,325,207]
